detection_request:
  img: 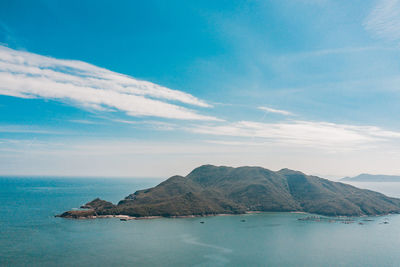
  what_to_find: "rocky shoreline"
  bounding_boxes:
[56,209,395,222]
[56,210,249,220]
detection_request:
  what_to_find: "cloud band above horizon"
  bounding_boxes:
[0,46,219,121]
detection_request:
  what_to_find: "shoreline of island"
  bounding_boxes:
[57,211,256,220]
[56,210,396,221]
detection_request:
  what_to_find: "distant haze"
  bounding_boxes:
[342,174,400,182]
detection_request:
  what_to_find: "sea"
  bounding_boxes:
[1,177,400,267]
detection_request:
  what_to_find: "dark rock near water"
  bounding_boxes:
[57,209,96,218]
[80,198,116,210]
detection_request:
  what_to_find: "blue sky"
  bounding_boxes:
[1,0,400,177]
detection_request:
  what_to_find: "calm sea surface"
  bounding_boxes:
[1,178,400,267]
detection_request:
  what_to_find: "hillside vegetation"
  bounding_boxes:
[59,165,400,218]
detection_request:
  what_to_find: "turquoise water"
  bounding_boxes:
[1,178,400,267]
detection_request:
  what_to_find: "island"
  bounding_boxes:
[58,165,400,219]
[341,173,400,182]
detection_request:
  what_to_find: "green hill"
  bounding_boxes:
[59,165,400,218]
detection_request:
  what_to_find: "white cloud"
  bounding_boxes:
[258,106,294,116]
[364,0,400,42]
[68,119,102,125]
[112,119,178,131]
[0,125,65,135]
[204,140,262,146]
[284,46,396,59]
[0,45,219,121]
[188,120,400,150]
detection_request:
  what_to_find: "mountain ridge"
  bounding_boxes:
[58,165,400,218]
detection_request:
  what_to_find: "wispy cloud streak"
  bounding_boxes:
[258,106,294,116]
[0,46,219,121]
[189,120,400,150]
[364,0,400,42]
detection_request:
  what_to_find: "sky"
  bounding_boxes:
[1,0,400,178]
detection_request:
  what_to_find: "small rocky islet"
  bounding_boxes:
[58,165,400,220]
